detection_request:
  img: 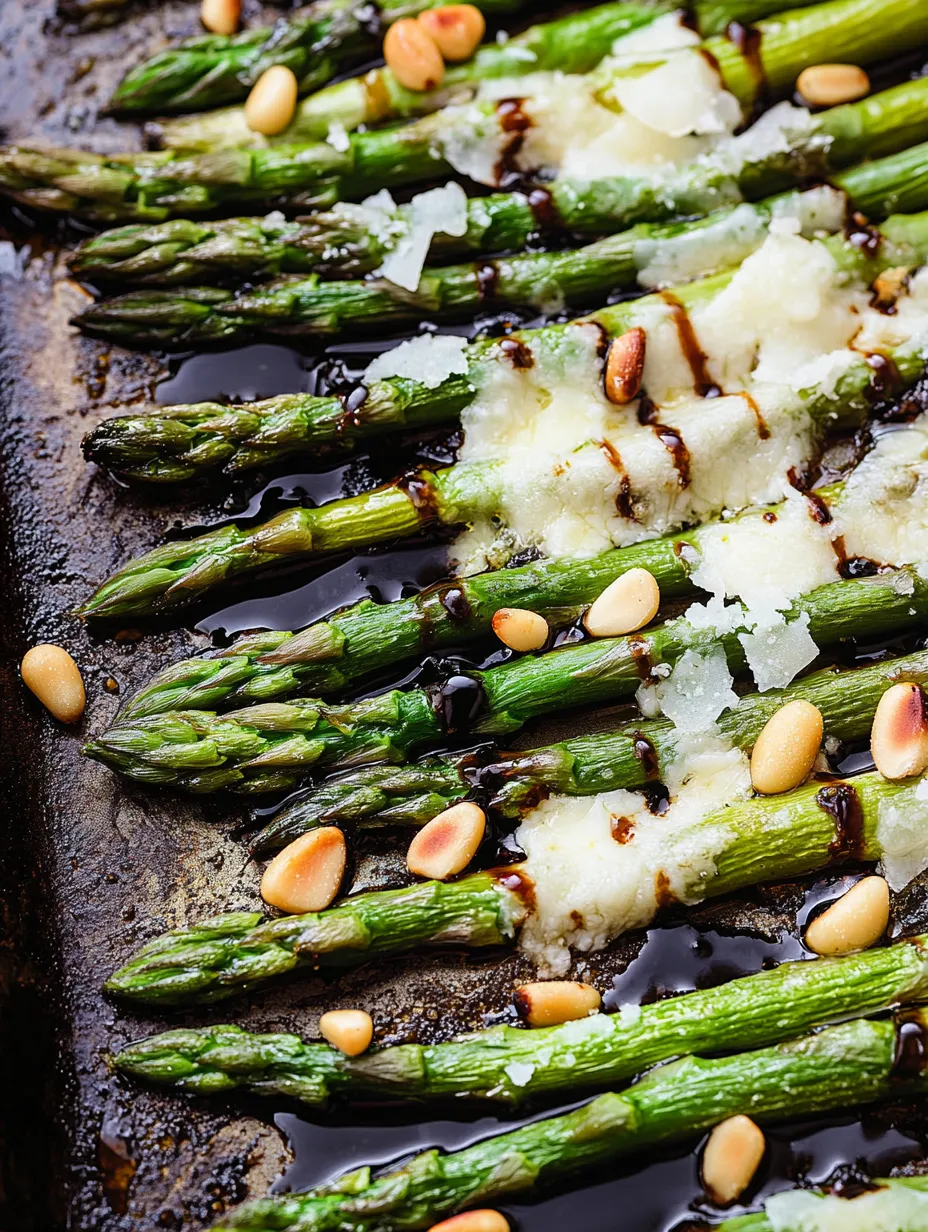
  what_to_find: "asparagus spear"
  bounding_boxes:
[254,649,928,850]
[717,1177,928,1232]
[103,766,928,1002]
[71,189,928,344]
[109,0,530,116]
[6,0,926,223]
[69,137,928,290]
[79,282,928,615]
[203,1019,928,1232]
[84,569,928,792]
[146,2,680,148]
[115,937,928,1106]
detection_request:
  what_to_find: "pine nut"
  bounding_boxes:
[750,700,824,795]
[804,876,890,956]
[604,326,646,405]
[407,801,486,880]
[417,5,486,62]
[428,1212,509,1232]
[200,0,240,35]
[701,1115,765,1205]
[319,1009,373,1057]
[260,827,346,914]
[797,64,870,108]
[21,644,85,723]
[384,18,446,93]
[871,682,928,781]
[583,567,660,637]
[245,65,299,137]
[872,265,909,311]
[513,980,602,1028]
[491,607,549,652]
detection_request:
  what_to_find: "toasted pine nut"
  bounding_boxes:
[604,326,646,405]
[514,980,602,1028]
[260,827,346,914]
[491,607,549,652]
[872,265,909,311]
[21,644,85,723]
[871,682,928,781]
[417,5,486,62]
[319,1009,374,1057]
[804,876,890,956]
[583,568,660,637]
[428,1212,510,1232]
[201,0,240,34]
[384,18,446,92]
[245,65,299,137]
[797,64,870,108]
[701,1115,765,1205]
[750,700,824,795]
[407,801,486,880]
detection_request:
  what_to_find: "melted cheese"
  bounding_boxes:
[517,742,749,975]
[876,776,928,891]
[833,415,928,568]
[453,227,928,573]
[764,1182,928,1232]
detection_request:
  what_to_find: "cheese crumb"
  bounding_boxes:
[655,647,739,732]
[364,333,469,389]
[738,611,819,692]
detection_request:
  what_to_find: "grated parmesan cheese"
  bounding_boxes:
[876,776,928,891]
[364,333,470,389]
[516,746,749,975]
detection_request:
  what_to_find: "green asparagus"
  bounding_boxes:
[103,766,928,1001]
[115,937,928,1106]
[69,138,928,290]
[254,649,928,851]
[84,569,928,792]
[7,0,927,223]
[147,0,829,152]
[146,2,679,147]
[79,236,928,611]
[72,154,928,344]
[717,1177,928,1232]
[109,0,529,115]
[207,1043,928,1232]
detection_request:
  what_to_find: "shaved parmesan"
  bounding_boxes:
[364,333,469,388]
[378,182,469,291]
[738,611,819,692]
[876,777,928,891]
[605,50,741,139]
[654,647,739,733]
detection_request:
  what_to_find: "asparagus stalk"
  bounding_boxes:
[203,1018,928,1232]
[109,0,529,115]
[69,138,928,290]
[7,0,926,224]
[104,766,928,1002]
[84,569,928,792]
[70,189,928,344]
[717,1177,928,1232]
[80,289,928,615]
[146,2,680,149]
[213,75,928,280]
[254,649,928,850]
[115,937,928,1106]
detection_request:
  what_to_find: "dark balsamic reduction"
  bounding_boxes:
[817,783,865,860]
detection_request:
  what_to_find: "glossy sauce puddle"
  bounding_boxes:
[142,296,928,1225]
